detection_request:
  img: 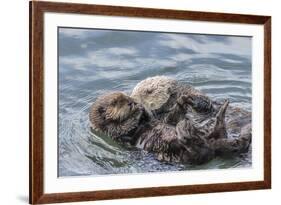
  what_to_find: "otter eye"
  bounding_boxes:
[111,100,117,106]
[146,89,153,94]
[98,106,105,113]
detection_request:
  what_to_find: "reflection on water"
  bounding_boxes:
[58,27,252,177]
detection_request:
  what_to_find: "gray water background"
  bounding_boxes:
[58,27,252,177]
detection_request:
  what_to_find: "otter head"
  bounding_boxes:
[131,76,177,113]
[89,92,146,142]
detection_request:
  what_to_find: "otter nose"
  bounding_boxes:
[128,101,136,107]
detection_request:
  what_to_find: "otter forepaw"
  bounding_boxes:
[176,95,190,106]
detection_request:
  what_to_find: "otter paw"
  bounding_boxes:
[176,95,191,106]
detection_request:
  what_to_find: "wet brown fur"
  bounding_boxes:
[89,92,251,164]
[131,76,252,157]
[89,92,214,164]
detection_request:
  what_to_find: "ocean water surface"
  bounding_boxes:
[58,27,252,177]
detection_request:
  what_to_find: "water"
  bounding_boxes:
[58,28,252,177]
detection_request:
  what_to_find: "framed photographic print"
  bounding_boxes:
[29,1,271,204]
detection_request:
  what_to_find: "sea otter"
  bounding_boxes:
[131,76,252,141]
[89,92,251,164]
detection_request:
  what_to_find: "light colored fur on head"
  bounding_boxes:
[105,104,131,121]
[131,76,177,111]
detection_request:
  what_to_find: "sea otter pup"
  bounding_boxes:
[131,76,215,125]
[89,92,251,164]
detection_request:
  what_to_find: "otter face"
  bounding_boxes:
[131,76,176,112]
[89,92,146,141]
[104,93,137,122]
